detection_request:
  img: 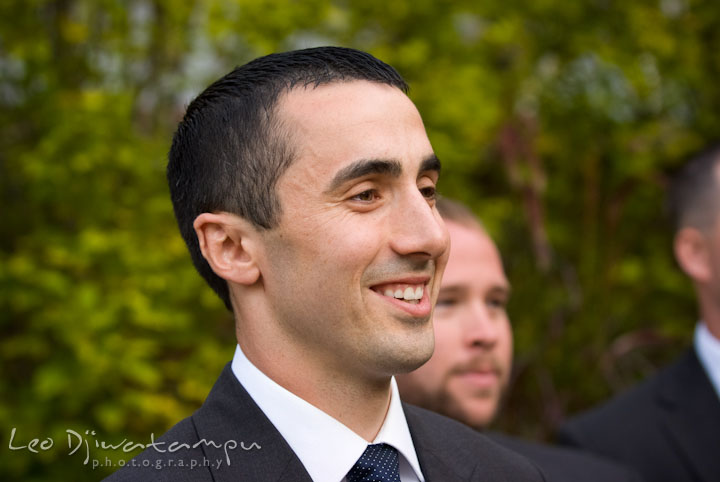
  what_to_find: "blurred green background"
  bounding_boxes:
[2,0,719,479]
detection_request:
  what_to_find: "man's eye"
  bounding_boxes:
[420,186,437,200]
[487,298,507,310]
[351,190,379,202]
[436,298,456,307]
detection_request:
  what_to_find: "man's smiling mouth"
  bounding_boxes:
[371,283,424,304]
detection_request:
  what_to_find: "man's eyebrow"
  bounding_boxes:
[438,285,464,295]
[490,284,512,296]
[420,154,441,175]
[439,283,511,296]
[325,159,402,192]
[325,154,441,193]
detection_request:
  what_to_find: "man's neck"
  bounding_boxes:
[237,327,393,441]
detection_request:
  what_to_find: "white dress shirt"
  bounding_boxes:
[695,321,720,401]
[231,344,424,482]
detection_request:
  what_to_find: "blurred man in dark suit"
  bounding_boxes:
[397,197,642,482]
[105,47,546,481]
[557,144,720,482]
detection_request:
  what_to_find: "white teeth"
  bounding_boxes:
[379,285,424,302]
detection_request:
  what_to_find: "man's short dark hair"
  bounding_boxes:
[667,143,720,232]
[167,46,408,311]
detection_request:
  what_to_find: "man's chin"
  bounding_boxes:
[446,396,500,430]
[383,339,434,375]
[389,352,433,375]
[456,410,496,431]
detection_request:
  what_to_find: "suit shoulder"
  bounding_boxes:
[489,433,643,482]
[403,404,547,481]
[562,373,657,435]
[103,416,213,482]
[556,353,687,454]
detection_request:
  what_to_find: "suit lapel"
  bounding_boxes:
[658,349,720,482]
[403,404,471,482]
[192,364,312,482]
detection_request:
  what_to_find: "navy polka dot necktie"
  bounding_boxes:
[346,443,401,482]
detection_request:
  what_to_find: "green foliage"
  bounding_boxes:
[2,0,718,478]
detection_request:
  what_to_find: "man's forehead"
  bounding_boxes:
[444,223,509,286]
[277,81,426,141]
[277,80,406,118]
[275,80,435,185]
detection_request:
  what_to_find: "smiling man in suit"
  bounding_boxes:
[105,47,546,481]
[557,144,720,482]
[396,197,642,482]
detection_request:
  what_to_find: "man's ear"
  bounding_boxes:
[674,227,712,283]
[193,212,261,285]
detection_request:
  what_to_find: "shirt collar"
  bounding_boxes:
[231,344,424,482]
[695,322,720,401]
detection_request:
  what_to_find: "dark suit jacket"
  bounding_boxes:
[105,364,546,481]
[488,432,644,482]
[556,348,720,482]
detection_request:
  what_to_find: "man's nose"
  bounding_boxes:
[388,190,449,260]
[463,300,500,348]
